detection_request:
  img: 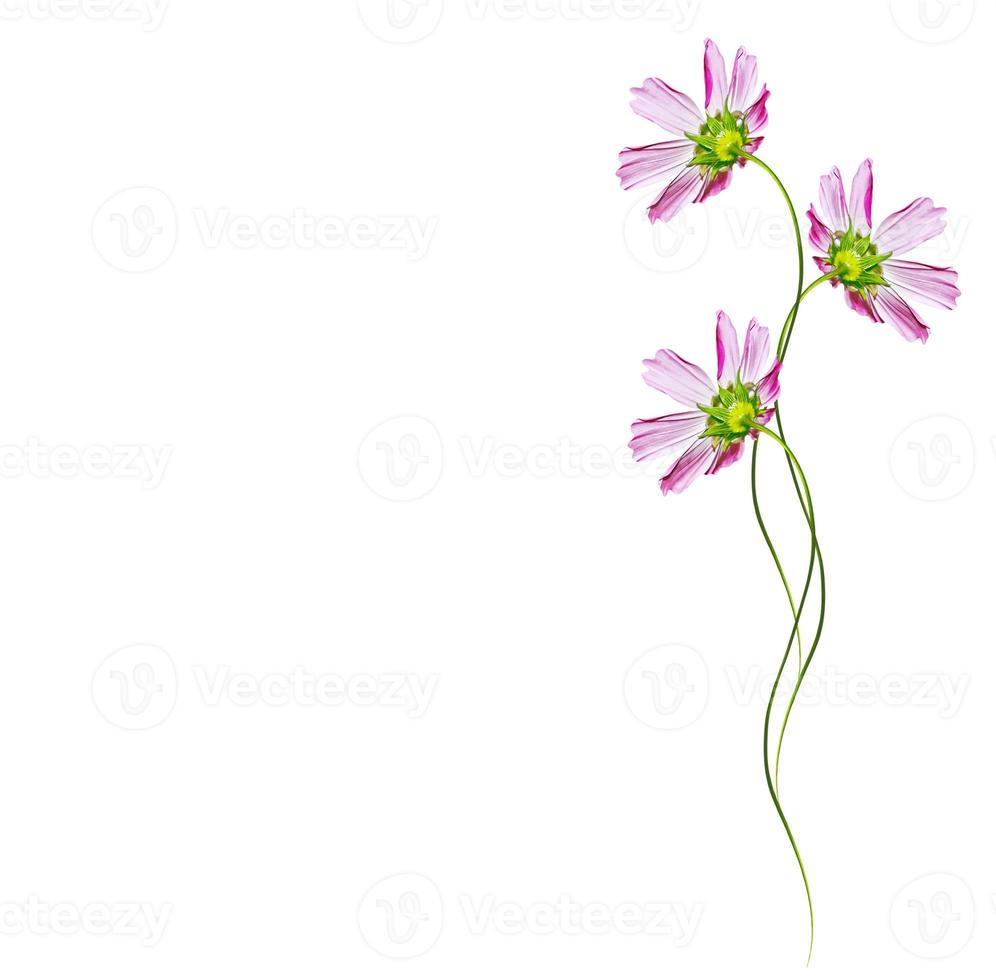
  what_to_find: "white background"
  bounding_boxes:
[0,0,989,975]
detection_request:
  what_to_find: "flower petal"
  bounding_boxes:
[845,287,881,321]
[629,411,704,462]
[743,85,769,135]
[739,318,772,384]
[659,439,716,495]
[693,166,732,204]
[882,259,960,310]
[818,166,849,232]
[756,359,781,405]
[715,310,740,384]
[647,166,704,223]
[874,198,946,256]
[703,39,728,112]
[727,47,758,112]
[641,348,715,406]
[707,439,744,475]
[617,140,694,190]
[873,287,930,343]
[848,158,873,232]
[630,78,703,136]
[807,205,832,251]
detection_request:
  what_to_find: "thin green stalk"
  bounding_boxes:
[752,422,819,966]
[750,442,804,680]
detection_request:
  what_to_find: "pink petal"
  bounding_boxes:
[818,166,849,232]
[703,39,728,112]
[715,310,740,384]
[707,439,744,475]
[693,166,732,204]
[617,140,694,190]
[727,47,758,112]
[629,78,703,137]
[743,85,769,134]
[736,135,764,165]
[641,348,715,406]
[882,260,960,310]
[739,318,772,385]
[756,359,782,405]
[659,438,716,495]
[874,198,946,256]
[844,287,881,321]
[647,166,704,223]
[873,287,930,343]
[629,411,705,462]
[848,159,873,232]
[807,205,832,251]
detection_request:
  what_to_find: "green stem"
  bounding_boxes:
[752,422,818,967]
[750,441,804,702]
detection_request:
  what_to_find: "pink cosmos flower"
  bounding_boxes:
[807,160,960,343]
[630,312,782,495]
[617,39,770,224]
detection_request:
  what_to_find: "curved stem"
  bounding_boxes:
[752,422,819,966]
[736,150,803,359]
[750,442,804,686]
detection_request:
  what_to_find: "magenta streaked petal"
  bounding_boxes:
[874,197,946,256]
[739,318,772,385]
[874,287,930,343]
[707,439,744,475]
[648,166,703,223]
[617,140,694,190]
[641,348,715,406]
[848,158,873,232]
[703,39,728,112]
[629,411,704,463]
[844,287,881,321]
[743,85,769,134]
[807,205,833,251]
[727,47,758,112]
[693,166,732,203]
[754,407,774,430]
[818,166,849,232]
[882,259,960,310]
[715,310,740,384]
[737,135,764,165]
[756,359,781,405]
[659,438,715,495]
[630,77,703,136]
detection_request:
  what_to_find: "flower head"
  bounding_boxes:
[617,39,770,223]
[630,312,782,495]
[807,160,960,343]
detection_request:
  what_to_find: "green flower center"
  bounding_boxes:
[698,378,762,447]
[827,225,891,293]
[685,103,749,175]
